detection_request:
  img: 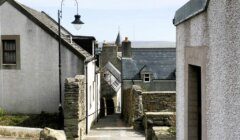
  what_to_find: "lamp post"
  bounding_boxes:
[58,0,84,129]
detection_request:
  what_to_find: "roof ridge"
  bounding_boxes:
[9,0,91,59]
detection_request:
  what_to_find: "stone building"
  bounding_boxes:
[0,1,100,132]
[99,42,121,115]
[122,38,176,92]
[174,0,240,139]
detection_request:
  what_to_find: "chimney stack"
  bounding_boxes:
[122,37,132,58]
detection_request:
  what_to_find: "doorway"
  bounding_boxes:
[188,65,202,140]
[106,99,115,115]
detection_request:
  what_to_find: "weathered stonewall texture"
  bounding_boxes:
[143,112,176,140]
[142,91,176,112]
[64,75,86,140]
[122,85,143,127]
[152,127,176,140]
[40,127,66,140]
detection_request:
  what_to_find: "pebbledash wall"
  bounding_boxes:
[175,0,240,139]
[0,2,84,114]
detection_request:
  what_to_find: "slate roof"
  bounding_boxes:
[1,0,92,59]
[122,48,176,80]
[105,62,121,82]
[173,0,210,25]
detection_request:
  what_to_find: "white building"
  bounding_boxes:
[174,0,240,139]
[0,1,100,133]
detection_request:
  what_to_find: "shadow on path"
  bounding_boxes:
[84,114,145,140]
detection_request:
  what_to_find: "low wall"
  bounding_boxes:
[142,91,176,112]
[152,127,176,140]
[122,85,143,127]
[0,126,42,139]
[64,75,86,140]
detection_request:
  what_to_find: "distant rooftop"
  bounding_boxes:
[99,41,175,48]
[131,41,175,48]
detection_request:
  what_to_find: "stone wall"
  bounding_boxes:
[99,44,122,115]
[122,86,176,127]
[142,91,176,112]
[122,85,143,127]
[64,75,86,140]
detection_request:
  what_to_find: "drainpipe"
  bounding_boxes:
[84,61,89,134]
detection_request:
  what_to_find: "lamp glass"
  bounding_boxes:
[73,24,82,30]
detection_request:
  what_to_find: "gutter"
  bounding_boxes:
[84,59,89,135]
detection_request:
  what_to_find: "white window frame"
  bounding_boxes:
[144,73,151,83]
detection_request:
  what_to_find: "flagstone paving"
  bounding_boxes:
[84,114,145,140]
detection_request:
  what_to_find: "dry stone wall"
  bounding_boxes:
[64,75,86,140]
[142,91,176,112]
[122,85,143,126]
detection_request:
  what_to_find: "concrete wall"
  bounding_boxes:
[0,2,84,114]
[176,0,240,139]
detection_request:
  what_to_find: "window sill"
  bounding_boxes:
[2,64,17,66]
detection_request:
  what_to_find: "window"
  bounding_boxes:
[89,86,92,109]
[93,82,95,101]
[144,74,150,83]
[113,80,119,88]
[1,35,20,69]
[2,40,16,64]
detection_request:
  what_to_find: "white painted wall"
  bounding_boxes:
[0,2,84,114]
[176,0,240,139]
[86,60,100,132]
[116,88,121,113]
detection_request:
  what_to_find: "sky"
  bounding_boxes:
[16,0,189,42]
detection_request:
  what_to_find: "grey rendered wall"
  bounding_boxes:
[0,2,83,114]
[123,80,176,91]
[176,0,240,140]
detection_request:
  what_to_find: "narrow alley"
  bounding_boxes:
[84,114,145,140]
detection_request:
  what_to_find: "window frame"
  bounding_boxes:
[0,35,20,69]
[144,73,151,83]
[2,40,17,64]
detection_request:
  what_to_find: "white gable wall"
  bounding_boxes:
[0,2,84,114]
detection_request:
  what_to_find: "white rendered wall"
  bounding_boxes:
[0,2,84,114]
[176,0,240,139]
[86,60,100,132]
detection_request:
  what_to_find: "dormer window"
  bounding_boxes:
[144,73,150,83]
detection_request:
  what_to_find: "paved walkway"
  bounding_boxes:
[84,114,145,140]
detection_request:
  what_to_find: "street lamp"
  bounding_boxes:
[58,0,84,129]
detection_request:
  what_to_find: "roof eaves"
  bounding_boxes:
[41,11,73,36]
[73,35,96,41]
[7,0,91,59]
[173,0,210,26]
[0,0,7,5]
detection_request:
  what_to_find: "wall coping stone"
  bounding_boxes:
[142,91,176,94]
[145,112,175,116]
